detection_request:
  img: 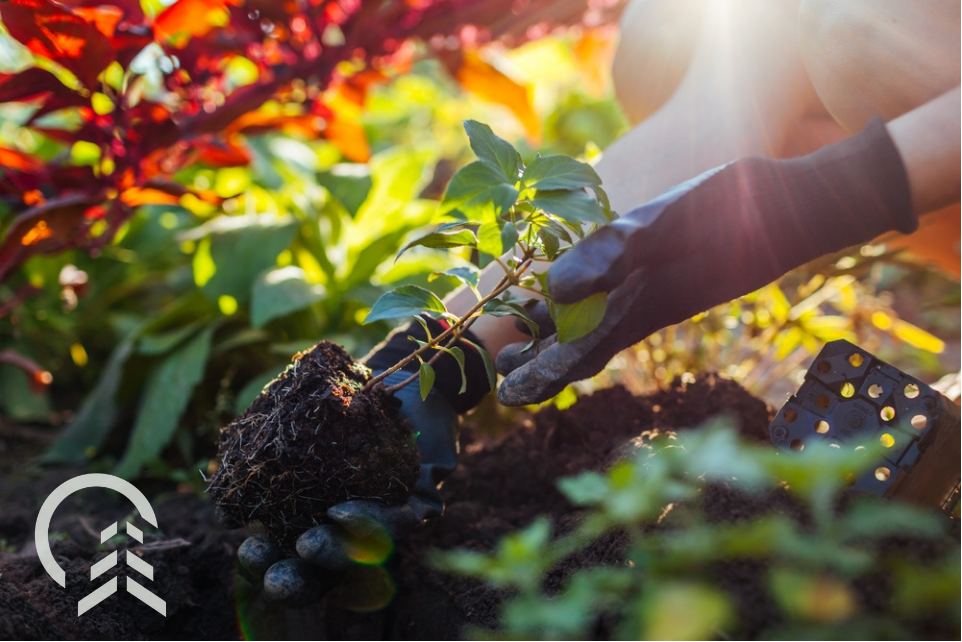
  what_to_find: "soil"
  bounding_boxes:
[0,373,957,640]
[207,341,420,552]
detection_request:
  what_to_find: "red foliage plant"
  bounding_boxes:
[0,0,625,381]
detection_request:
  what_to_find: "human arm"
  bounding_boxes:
[887,87,960,216]
[495,86,959,406]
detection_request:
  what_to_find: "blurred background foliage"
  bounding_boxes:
[0,7,957,484]
[433,423,961,639]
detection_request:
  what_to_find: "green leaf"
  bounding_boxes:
[365,285,447,323]
[412,314,433,340]
[769,569,856,624]
[316,164,372,218]
[138,322,204,355]
[235,369,281,415]
[436,266,480,289]
[542,218,574,243]
[463,338,497,390]
[463,119,522,181]
[477,219,505,257]
[113,326,214,479]
[593,184,614,219]
[531,189,607,225]
[408,336,430,349]
[435,220,481,232]
[538,226,560,260]
[837,500,946,541]
[186,214,300,304]
[558,470,610,506]
[0,365,51,423]
[551,292,607,343]
[522,155,601,191]
[440,161,519,220]
[501,221,519,253]
[419,361,436,401]
[251,266,325,328]
[397,228,478,259]
[447,345,467,394]
[641,582,734,641]
[483,298,539,336]
[344,230,407,290]
[44,327,140,463]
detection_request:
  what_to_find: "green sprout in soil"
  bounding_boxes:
[362,119,614,399]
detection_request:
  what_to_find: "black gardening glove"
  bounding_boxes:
[497,117,917,406]
[237,318,490,607]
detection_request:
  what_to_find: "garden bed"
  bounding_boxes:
[0,374,957,640]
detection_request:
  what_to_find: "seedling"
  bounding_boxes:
[363,119,613,400]
[209,121,613,548]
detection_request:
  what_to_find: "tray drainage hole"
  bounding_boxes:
[816,360,832,374]
[784,409,798,423]
[868,383,884,399]
[790,439,805,452]
[848,353,864,367]
[880,406,895,421]
[879,433,895,448]
[816,395,831,409]
[903,383,920,399]
[911,414,928,430]
[840,382,855,398]
[875,466,891,482]
[814,420,830,434]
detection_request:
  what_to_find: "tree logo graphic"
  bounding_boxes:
[35,473,167,617]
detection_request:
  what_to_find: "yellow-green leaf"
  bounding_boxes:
[552,292,607,343]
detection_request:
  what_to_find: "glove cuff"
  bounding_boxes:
[782,116,917,248]
[364,317,492,413]
[375,368,457,520]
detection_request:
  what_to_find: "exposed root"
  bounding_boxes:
[207,341,420,552]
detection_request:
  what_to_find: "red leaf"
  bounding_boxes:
[60,1,153,66]
[71,5,123,37]
[0,0,115,89]
[443,49,541,142]
[0,194,102,282]
[322,113,370,163]
[154,0,242,44]
[119,187,180,207]
[55,0,146,25]
[25,93,90,124]
[0,147,44,173]
[227,111,323,138]
[0,67,74,103]
[110,24,155,68]
[339,69,390,107]
[196,139,251,167]
[122,179,226,205]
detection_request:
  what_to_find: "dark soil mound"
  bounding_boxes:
[208,341,420,551]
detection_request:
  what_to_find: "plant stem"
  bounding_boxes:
[365,250,535,393]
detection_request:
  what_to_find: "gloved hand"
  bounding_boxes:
[497,117,917,406]
[237,318,490,607]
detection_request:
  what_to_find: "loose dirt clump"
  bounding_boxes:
[207,341,420,551]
